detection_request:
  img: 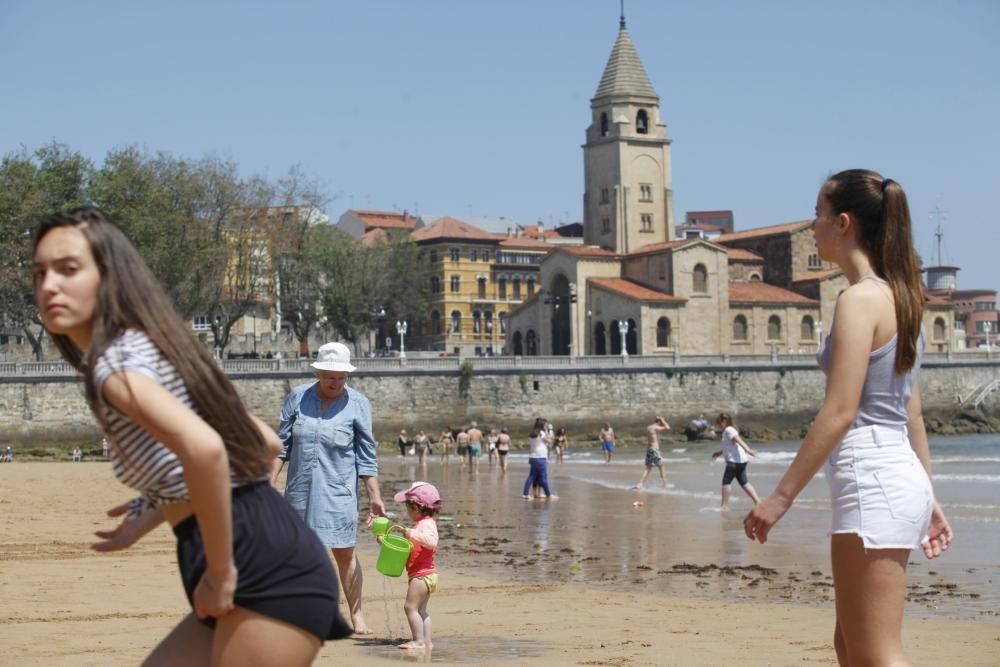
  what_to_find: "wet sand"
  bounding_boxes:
[1,461,997,666]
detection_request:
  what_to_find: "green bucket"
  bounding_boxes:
[376,528,413,577]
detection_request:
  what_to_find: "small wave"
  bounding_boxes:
[567,475,719,500]
[935,474,1000,483]
[931,456,1000,465]
[672,448,687,453]
[751,452,798,463]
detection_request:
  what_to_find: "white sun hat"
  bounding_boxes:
[310,342,356,373]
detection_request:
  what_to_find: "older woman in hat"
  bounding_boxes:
[272,342,384,635]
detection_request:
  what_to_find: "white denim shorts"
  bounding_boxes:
[824,424,933,550]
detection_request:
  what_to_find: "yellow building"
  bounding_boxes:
[411,217,551,355]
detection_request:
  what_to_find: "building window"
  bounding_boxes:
[478,277,487,299]
[512,279,522,300]
[431,310,441,335]
[602,218,610,234]
[525,329,538,356]
[749,273,761,282]
[192,315,210,330]
[768,315,782,340]
[484,311,494,336]
[499,311,507,334]
[482,250,489,263]
[429,249,438,263]
[733,315,748,341]
[636,109,649,134]
[600,112,608,137]
[800,315,815,340]
[450,247,459,262]
[430,276,440,294]
[807,253,821,269]
[450,275,460,292]
[640,213,653,232]
[693,264,708,293]
[498,277,507,299]
[450,310,462,334]
[639,183,653,202]
[526,278,535,296]
[933,317,947,341]
[600,187,610,204]
[470,249,477,262]
[473,310,482,336]
[656,317,672,347]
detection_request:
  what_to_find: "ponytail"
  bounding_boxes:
[823,170,924,374]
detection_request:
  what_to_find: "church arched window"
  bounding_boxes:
[692,264,708,293]
[768,315,782,341]
[733,315,748,341]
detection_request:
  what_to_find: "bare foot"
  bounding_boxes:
[545,495,559,500]
[399,641,425,650]
[522,495,532,500]
[351,612,373,635]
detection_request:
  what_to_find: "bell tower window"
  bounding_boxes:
[636,109,649,134]
[600,112,609,137]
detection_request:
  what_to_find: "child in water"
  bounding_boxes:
[391,482,441,651]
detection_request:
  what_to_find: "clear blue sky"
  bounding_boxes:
[2,1,997,292]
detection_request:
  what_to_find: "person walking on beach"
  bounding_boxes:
[387,482,441,652]
[522,418,556,500]
[455,427,470,467]
[1,445,11,462]
[466,421,483,470]
[395,429,410,458]
[743,171,953,666]
[438,426,454,464]
[101,437,110,458]
[496,427,511,473]
[711,413,760,511]
[486,428,499,466]
[34,207,350,665]
[636,417,670,489]
[599,422,616,463]
[553,428,569,464]
[413,430,431,466]
[274,341,385,636]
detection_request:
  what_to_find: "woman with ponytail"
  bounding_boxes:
[32,207,350,665]
[743,171,952,665]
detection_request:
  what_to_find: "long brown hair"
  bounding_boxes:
[822,170,924,374]
[34,207,270,481]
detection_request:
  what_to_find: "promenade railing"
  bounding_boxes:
[1,350,995,377]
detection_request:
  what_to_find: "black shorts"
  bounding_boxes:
[722,462,750,487]
[173,481,352,641]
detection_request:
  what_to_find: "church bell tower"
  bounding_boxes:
[582,13,674,253]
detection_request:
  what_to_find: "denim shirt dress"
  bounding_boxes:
[278,383,379,548]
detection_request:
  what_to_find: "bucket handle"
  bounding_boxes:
[378,525,408,543]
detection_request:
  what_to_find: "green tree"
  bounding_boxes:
[0,142,92,359]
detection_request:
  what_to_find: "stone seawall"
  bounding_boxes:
[3,361,999,444]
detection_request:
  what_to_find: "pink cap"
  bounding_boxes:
[393,481,441,508]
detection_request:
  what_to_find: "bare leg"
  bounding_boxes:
[400,578,431,649]
[332,546,370,635]
[721,486,732,511]
[742,482,761,504]
[142,613,213,667]
[657,464,667,486]
[636,467,651,489]
[213,606,321,666]
[831,534,910,666]
[420,587,432,649]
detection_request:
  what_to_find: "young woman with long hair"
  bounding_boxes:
[33,207,349,665]
[743,171,953,665]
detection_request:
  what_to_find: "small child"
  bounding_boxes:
[391,481,441,651]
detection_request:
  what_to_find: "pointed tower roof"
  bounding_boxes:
[593,21,658,102]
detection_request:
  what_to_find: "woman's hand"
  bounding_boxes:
[743,494,792,543]
[193,564,238,619]
[922,501,953,559]
[91,502,164,552]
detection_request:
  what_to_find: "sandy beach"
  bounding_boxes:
[1,460,997,666]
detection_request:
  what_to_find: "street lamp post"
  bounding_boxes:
[985,321,994,359]
[618,319,629,358]
[396,320,408,359]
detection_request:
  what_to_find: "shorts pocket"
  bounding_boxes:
[873,462,928,524]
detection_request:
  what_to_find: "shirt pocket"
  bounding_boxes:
[331,422,354,449]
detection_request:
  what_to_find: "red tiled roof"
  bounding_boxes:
[926,294,952,307]
[411,216,495,242]
[729,282,818,305]
[726,248,764,262]
[793,268,843,284]
[359,228,387,246]
[590,278,686,303]
[625,239,690,257]
[716,220,812,242]
[558,245,619,258]
[518,224,563,239]
[351,209,419,230]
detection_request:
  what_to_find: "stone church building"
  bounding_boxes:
[506,16,954,357]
